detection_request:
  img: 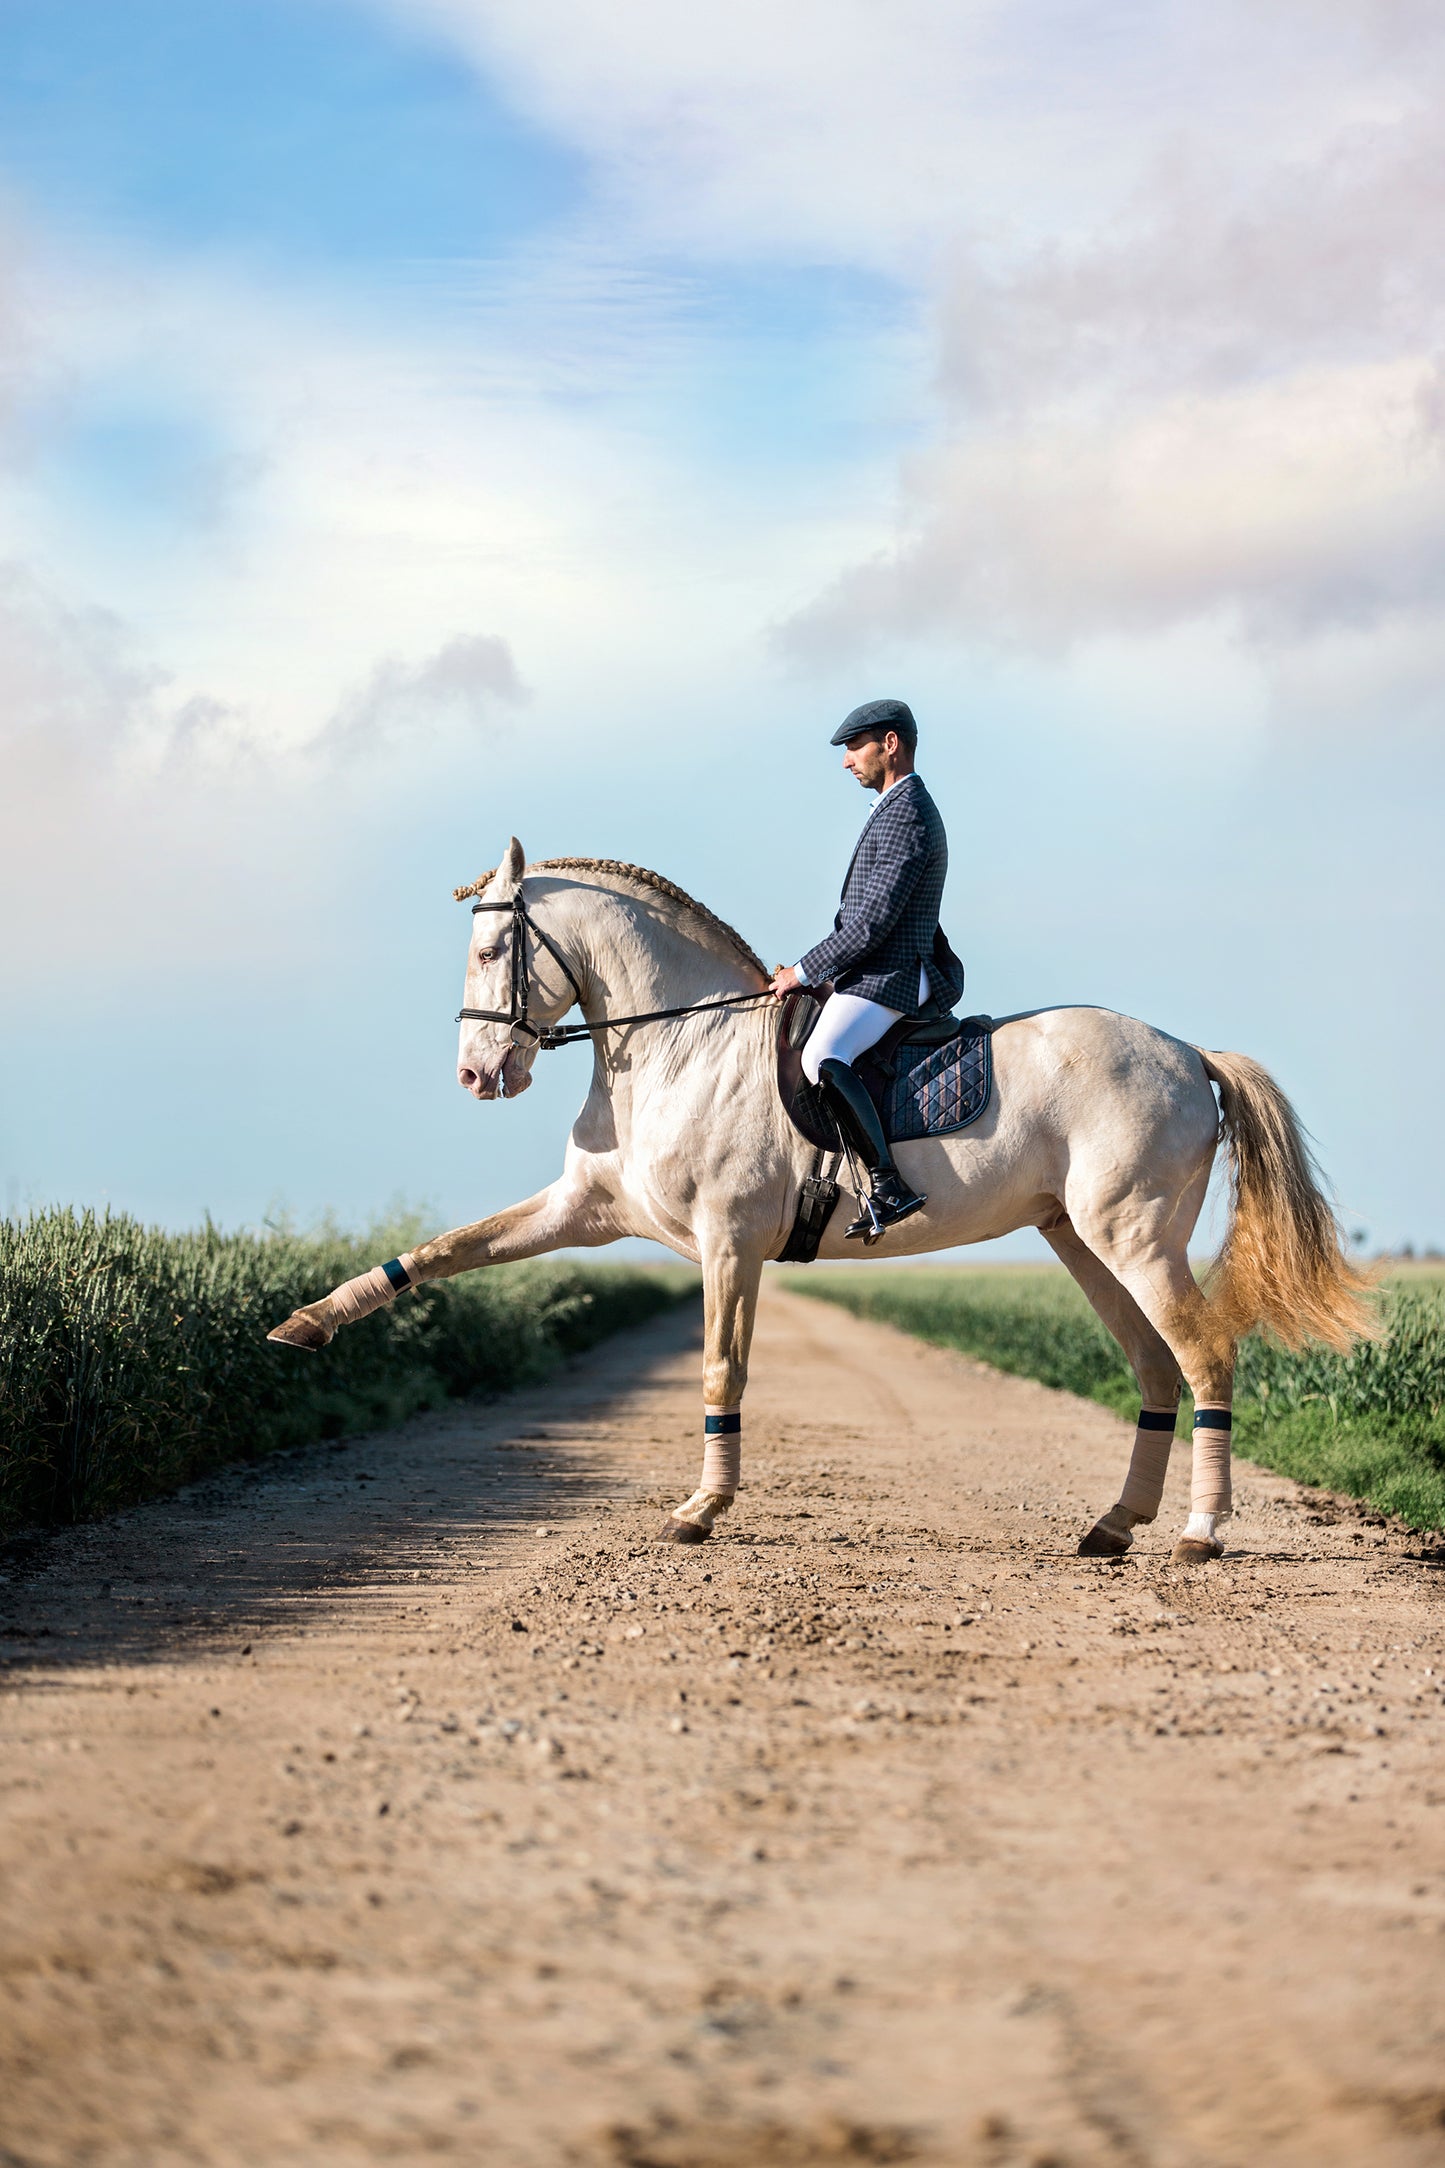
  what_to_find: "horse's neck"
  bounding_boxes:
[548,880,776,1185]
[555,883,758,1019]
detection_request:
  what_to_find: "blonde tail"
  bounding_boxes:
[1199,1049,1379,1353]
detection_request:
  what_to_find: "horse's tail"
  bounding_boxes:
[1198,1048,1379,1352]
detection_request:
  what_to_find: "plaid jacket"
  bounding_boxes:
[799,773,964,1012]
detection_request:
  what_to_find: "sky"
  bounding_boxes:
[0,0,1441,1259]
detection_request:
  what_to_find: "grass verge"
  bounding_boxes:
[1,1209,697,1537]
[780,1264,1445,1534]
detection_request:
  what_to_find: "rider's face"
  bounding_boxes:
[842,731,891,790]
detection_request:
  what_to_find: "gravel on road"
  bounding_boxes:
[2,1284,1443,2168]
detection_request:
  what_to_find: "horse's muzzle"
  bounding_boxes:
[458,1048,532,1100]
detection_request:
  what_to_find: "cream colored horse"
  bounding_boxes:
[269,841,1373,1563]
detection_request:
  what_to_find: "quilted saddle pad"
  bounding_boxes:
[872,1016,993,1142]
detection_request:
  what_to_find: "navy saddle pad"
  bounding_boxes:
[778,992,994,1152]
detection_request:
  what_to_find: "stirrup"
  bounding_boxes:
[844,1183,927,1243]
[845,1194,887,1246]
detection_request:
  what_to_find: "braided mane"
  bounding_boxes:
[452,857,766,978]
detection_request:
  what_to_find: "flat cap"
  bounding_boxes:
[830,697,915,747]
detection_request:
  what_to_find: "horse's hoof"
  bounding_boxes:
[1170,1537,1224,1565]
[267,1313,331,1351]
[1078,1522,1132,1558]
[659,1514,711,1545]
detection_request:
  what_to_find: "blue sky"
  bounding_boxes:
[1,0,1441,1257]
[0,0,578,264]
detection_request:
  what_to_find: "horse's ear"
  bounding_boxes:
[498,836,526,895]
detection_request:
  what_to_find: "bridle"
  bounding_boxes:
[456,889,775,1052]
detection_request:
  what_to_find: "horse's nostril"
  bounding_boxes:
[458,1067,480,1093]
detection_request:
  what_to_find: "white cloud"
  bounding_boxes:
[0,562,254,988]
[782,357,1445,657]
[0,211,728,751]
[353,0,1445,734]
[933,110,1445,420]
[0,562,160,751]
[0,202,870,986]
[321,632,528,755]
[370,0,1445,264]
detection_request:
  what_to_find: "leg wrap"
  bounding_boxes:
[1118,1405,1178,1520]
[701,1408,741,1493]
[1191,1406,1233,1515]
[329,1254,418,1328]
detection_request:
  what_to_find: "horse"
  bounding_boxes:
[268,838,1375,1564]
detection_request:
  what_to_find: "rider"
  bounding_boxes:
[769,698,965,1240]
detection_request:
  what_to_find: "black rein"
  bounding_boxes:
[455,891,775,1051]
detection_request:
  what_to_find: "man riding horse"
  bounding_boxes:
[769,697,965,1241]
[270,713,1373,1561]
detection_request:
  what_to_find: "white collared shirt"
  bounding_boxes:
[863,772,913,821]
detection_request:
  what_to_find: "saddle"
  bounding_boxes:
[776,988,994,1154]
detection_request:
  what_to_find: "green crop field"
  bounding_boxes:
[0,1209,697,1538]
[782,1263,1445,1535]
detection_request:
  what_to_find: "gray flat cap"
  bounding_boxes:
[830,697,915,746]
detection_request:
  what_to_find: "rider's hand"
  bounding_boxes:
[769,964,802,1001]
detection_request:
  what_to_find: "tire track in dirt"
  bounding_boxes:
[1,1285,1443,2168]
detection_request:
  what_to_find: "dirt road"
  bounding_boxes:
[2,1284,1443,2168]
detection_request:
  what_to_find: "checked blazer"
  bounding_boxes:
[799,772,965,1013]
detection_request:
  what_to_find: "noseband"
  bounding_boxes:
[456,889,774,1051]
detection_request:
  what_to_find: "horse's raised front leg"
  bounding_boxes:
[267,1180,616,1349]
[660,1244,764,1546]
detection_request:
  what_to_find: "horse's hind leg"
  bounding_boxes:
[1069,1205,1236,1566]
[660,1244,764,1545]
[1043,1219,1184,1559]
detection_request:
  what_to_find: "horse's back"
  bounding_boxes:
[990,1005,1217,1155]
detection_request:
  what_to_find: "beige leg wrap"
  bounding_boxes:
[329,1253,418,1328]
[1191,1407,1233,1516]
[669,1407,742,1532]
[1117,1406,1178,1520]
[701,1406,741,1493]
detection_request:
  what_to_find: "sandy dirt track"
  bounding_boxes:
[2,1283,1444,2168]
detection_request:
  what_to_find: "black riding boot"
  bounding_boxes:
[817,1058,928,1242]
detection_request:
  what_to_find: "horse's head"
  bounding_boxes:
[456,837,535,1100]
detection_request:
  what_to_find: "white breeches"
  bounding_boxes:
[801,965,930,1087]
